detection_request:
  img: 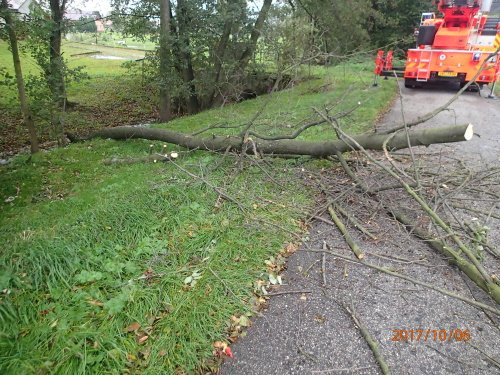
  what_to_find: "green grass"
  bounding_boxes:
[0,40,143,78]
[0,39,142,108]
[0,59,397,373]
[67,32,157,51]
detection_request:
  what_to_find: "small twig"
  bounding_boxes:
[364,252,428,265]
[257,218,305,243]
[303,259,320,276]
[191,122,244,136]
[367,182,418,193]
[208,266,237,298]
[467,342,500,369]
[311,366,373,374]
[425,344,487,370]
[169,160,244,211]
[304,249,500,316]
[266,290,312,296]
[451,203,500,220]
[239,101,269,139]
[248,119,326,141]
[322,241,327,286]
[332,203,378,240]
[332,298,391,375]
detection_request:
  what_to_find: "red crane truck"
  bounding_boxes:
[374,0,500,96]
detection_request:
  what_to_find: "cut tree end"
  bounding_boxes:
[464,124,474,141]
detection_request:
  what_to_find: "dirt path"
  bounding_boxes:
[219,84,500,375]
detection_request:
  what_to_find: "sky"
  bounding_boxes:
[70,0,113,16]
[69,0,264,15]
[66,0,500,17]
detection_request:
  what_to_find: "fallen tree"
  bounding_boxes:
[69,123,473,157]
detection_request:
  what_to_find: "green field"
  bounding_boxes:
[0,40,397,373]
[0,40,154,153]
[66,32,157,51]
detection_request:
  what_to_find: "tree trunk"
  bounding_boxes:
[237,0,273,72]
[159,0,172,122]
[209,1,236,107]
[177,0,200,114]
[1,0,39,154]
[70,123,473,157]
[49,0,67,107]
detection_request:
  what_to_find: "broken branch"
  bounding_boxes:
[327,205,365,259]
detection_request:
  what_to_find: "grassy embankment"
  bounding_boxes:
[0,40,397,373]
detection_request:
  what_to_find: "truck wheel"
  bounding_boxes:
[404,79,417,88]
[460,81,480,92]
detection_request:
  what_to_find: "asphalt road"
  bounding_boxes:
[219,82,500,375]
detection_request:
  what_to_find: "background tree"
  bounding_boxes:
[71,16,98,33]
[159,0,172,121]
[368,0,436,49]
[0,0,39,153]
[294,0,374,61]
[21,0,88,144]
[111,0,276,114]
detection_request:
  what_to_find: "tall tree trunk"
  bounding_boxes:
[49,0,67,107]
[1,0,39,153]
[159,0,172,122]
[177,0,200,114]
[208,1,236,107]
[237,0,273,72]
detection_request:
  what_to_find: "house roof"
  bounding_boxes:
[6,0,35,16]
[8,0,25,8]
[65,9,102,21]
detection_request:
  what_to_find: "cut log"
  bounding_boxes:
[70,123,473,157]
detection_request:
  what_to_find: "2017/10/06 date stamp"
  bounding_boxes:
[391,329,471,342]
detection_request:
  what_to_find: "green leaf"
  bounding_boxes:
[104,292,130,315]
[239,315,250,327]
[75,270,104,284]
[0,270,12,290]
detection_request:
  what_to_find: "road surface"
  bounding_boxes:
[220,83,500,375]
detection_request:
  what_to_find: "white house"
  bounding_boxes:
[7,0,34,15]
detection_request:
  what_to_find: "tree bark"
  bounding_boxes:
[159,0,172,122]
[49,0,67,107]
[237,0,273,72]
[209,0,237,107]
[1,0,39,153]
[176,0,200,114]
[70,123,473,157]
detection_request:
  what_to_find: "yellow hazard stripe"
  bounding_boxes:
[495,34,500,48]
